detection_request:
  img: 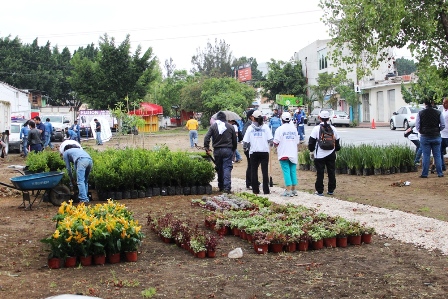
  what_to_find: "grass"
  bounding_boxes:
[417,206,431,213]
[141,287,157,298]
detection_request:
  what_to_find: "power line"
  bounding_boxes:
[27,10,322,39]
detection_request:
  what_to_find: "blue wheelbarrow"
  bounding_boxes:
[0,171,71,209]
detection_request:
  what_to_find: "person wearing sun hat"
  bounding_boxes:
[308,110,341,196]
[273,111,300,197]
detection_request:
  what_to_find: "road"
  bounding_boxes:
[330,126,411,146]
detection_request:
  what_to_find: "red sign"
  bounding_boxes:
[238,67,252,82]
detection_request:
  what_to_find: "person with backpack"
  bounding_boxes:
[308,110,341,196]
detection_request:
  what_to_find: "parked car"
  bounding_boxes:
[307,108,333,126]
[329,110,350,127]
[390,105,424,130]
[9,122,23,153]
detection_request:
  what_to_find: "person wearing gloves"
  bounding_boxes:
[204,111,237,193]
[273,112,300,197]
[308,110,341,196]
[62,144,93,203]
[243,110,273,195]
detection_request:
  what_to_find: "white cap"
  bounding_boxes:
[319,110,330,119]
[281,112,291,121]
[295,109,299,113]
[59,140,82,154]
[252,110,263,118]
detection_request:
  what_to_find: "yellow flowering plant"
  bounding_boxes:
[42,200,144,258]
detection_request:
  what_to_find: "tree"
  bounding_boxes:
[396,57,417,76]
[310,72,345,109]
[320,0,448,101]
[401,65,448,104]
[69,34,158,109]
[320,0,448,73]
[156,70,189,116]
[191,39,234,77]
[261,59,306,103]
[164,58,176,78]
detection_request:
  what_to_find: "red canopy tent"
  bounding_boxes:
[129,102,163,132]
[129,102,163,116]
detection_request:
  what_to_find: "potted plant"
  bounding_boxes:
[253,231,271,254]
[121,220,144,262]
[41,229,65,269]
[189,232,207,258]
[205,234,219,258]
[346,222,363,245]
[361,224,375,244]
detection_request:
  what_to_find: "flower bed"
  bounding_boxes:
[147,213,219,258]
[41,200,144,267]
[207,203,375,253]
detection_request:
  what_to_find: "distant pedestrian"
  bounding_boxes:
[416,99,445,178]
[70,120,81,143]
[229,120,243,163]
[294,107,306,143]
[20,120,30,157]
[273,112,300,197]
[204,111,237,193]
[67,128,78,140]
[43,118,54,149]
[269,113,282,136]
[94,119,103,145]
[185,115,199,148]
[308,110,341,196]
[27,120,43,153]
[243,110,273,195]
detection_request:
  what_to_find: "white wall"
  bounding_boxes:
[0,81,30,120]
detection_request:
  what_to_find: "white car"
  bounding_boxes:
[329,110,350,127]
[390,105,424,130]
[9,122,22,153]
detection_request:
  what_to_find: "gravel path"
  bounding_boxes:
[211,177,448,255]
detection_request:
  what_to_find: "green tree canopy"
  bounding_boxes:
[232,56,265,85]
[320,0,448,76]
[68,34,159,109]
[396,57,417,76]
[261,59,306,102]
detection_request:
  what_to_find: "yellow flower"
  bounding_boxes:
[65,235,73,242]
[53,229,60,239]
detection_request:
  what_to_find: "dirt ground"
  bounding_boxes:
[1,130,448,299]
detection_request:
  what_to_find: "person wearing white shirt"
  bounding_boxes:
[243,110,273,195]
[404,126,422,165]
[440,97,448,171]
[308,110,341,196]
[273,112,300,197]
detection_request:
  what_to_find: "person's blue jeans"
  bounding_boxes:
[96,131,103,145]
[189,130,198,147]
[213,147,234,192]
[76,157,93,202]
[44,133,53,149]
[298,125,305,141]
[410,140,422,164]
[22,137,28,157]
[234,149,242,161]
[271,126,279,137]
[420,135,443,177]
[279,159,297,186]
[30,143,42,153]
[440,138,448,171]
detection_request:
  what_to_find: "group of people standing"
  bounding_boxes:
[19,116,55,156]
[203,108,341,197]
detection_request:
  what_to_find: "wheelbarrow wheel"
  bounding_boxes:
[49,184,71,206]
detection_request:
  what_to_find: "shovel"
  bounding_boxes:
[195,144,216,165]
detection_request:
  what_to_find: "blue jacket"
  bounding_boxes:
[269,116,282,128]
[20,126,29,139]
[43,122,53,136]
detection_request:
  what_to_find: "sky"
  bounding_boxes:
[1,0,332,72]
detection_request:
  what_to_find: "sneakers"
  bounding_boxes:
[291,190,298,196]
[327,191,334,195]
[281,190,293,197]
[314,191,324,196]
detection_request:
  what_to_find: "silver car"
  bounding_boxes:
[307,108,333,126]
[390,105,424,130]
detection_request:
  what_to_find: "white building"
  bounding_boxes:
[0,81,31,121]
[294,40,412,124]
